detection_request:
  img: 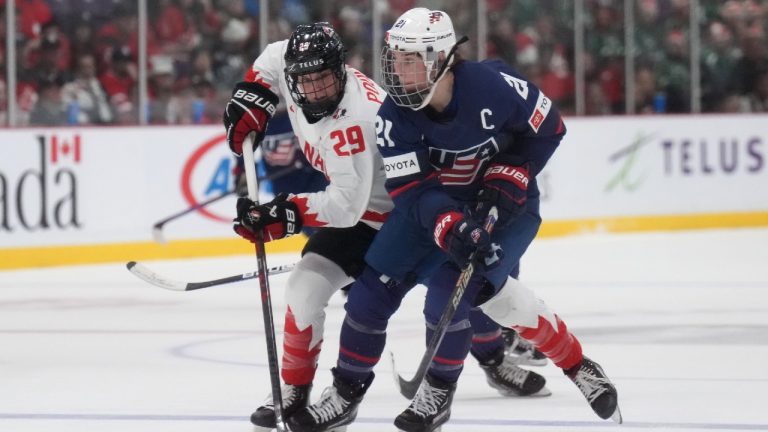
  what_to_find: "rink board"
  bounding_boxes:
[1,115,766,268]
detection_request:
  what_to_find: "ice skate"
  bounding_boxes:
[287,369,371,432]
[394,374,456,432]
[502,327,547,366]
[479,350,551,397]
[565,356,622,423]
[251,383,311,429]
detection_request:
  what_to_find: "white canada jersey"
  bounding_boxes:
[246,40,392,230]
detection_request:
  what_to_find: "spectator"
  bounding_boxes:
[22,20,72,76]
[188,74,219,124]
[69,16,98,70]
[585,1,625,113]
[734,30,768,97]
[147,55,182,124]
[61,53,113,124]
[96,3,159,64]
[152,0,201,57]
[4,0,766,123]
[657,29,690,112]
[212,18,250,91]
[18,0,53,39]
[99,45,137,124]
[29,73,67,126]
[634,64,659,114]
[701,21,741,112]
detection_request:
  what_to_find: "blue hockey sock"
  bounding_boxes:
[335,266,412,385]
[426,318,473,383]
[337,313,387,384]
[468,308,505,363]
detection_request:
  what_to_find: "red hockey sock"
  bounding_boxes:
[513,314,583,370]
[281,307,322,385]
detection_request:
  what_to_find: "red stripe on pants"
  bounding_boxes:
[513,315,583,370]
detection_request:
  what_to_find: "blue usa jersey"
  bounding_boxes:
[375,59,565,231]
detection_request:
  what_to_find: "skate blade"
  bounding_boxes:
[254,425,288,432]
[328,426,348,432]
[610,405,623,424]
[499,385,552,398]
[397,427,441,432]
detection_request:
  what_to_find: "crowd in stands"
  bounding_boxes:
[1,0,766,126]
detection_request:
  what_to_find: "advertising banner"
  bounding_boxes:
[540,114,767,220]
[1,114,766,267]
[0,126,246,248]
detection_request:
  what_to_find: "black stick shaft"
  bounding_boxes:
[397,208,498,399]
[243,138,286,431]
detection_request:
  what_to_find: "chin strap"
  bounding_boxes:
[415,35,470,110]
[432,35,469,83]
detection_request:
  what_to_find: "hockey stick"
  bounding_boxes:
[243,136,287,432]
[392,207,499,399]
[152,164,301,244]
[152,191,234,244]
[125,261,295,291]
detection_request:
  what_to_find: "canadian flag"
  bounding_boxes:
[50,135,81,164]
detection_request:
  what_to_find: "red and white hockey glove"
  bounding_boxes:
[477,159,531,227]
[433,211,503,271]
[223,81,279,156]
[233,193,303,243]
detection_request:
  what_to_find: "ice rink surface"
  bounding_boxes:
[2,228,767,432]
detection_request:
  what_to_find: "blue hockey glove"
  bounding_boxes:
[433,211,503,271]
[477,159,531,227]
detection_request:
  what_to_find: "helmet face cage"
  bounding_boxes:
[381,46,446,109]
[284,23,347,118]
[380,8,457,110]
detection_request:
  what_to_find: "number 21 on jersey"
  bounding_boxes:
[375,115,395,147]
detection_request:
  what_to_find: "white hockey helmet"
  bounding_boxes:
[381,8,464,110]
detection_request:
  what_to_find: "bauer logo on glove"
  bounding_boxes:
[223,81,280,156]
[234,193,304,243]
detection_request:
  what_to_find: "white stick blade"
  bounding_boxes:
[126,261,185,291]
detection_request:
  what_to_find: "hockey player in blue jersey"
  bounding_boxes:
[288,8,620,432]
[225,22,549,430]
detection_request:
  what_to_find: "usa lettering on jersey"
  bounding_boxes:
[428,137,499,185]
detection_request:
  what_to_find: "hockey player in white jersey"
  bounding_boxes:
[224,23,391,429]
[223,22,547,430]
